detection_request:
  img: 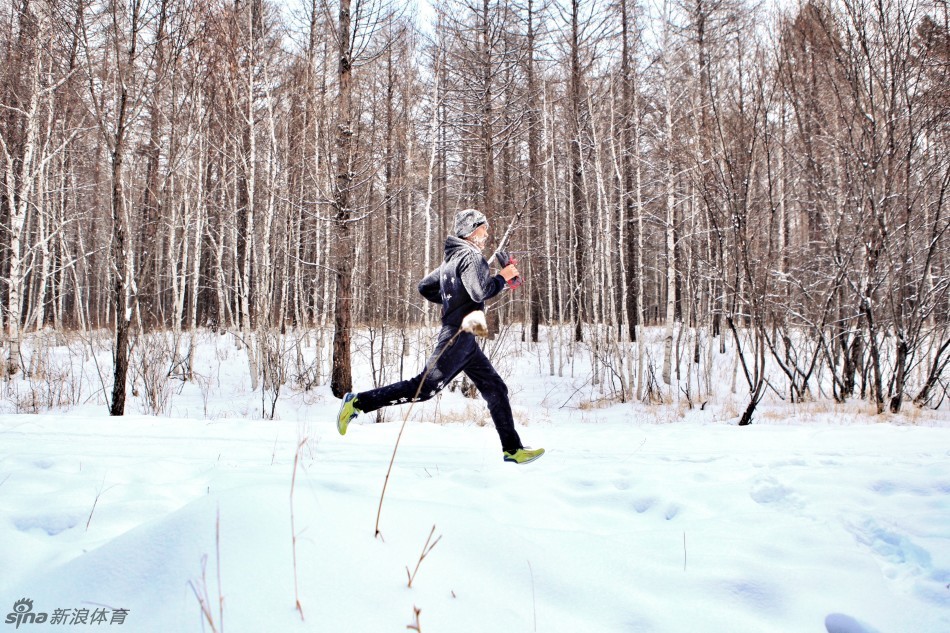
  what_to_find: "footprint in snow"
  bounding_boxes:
[824,613,881,633]
[846,516,941,580]
[631,497,656,514]
[14,513,80,536]
[612,478,631,491]
[749,475,803,510]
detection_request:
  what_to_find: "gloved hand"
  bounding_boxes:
[495,250,522,290]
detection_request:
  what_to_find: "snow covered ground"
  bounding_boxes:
[1,329,949,632]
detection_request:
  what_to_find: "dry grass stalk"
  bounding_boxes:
[406,525,442,588]
[189,510,223,633]
[290,438,307,621]
[406,606,422,632]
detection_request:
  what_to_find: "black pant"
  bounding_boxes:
[356,326,523,453]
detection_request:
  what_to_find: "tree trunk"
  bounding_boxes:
[1,2,42,375]
[106,0,146,417]
[661,59,676,387]
[569,0,586,343]
[109,74,133,416]
[914,337,950,407]
[889,335,908,413]
[330,0,355,398]
[527,0,542,343]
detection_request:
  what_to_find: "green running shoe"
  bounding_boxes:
[336,393,360,435]
[503,447,545,464]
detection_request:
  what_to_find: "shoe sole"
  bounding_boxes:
[337,397,354,435]
[504,450,545,465]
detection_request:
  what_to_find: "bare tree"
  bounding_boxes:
[84,0,154,416]
[0,0,944,417]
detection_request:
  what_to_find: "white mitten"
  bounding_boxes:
[461,310,488,337]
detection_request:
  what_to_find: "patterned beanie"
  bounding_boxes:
[454,208,488,238]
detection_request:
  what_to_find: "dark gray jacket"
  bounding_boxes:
[418,236,505,327]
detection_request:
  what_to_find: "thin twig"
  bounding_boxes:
[188,555,219,633]
[290,438,307,621]
[216,508,224,633]
[620,437,647,463]
[558,374,593,409]
[376,330,462,539]
[683,532,687,572]
[487,203,526,265]
[406,606,422,632]
[85,478,115,532]
[528,560,537,632]
[406,525,442,588]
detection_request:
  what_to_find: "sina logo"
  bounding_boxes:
[5,599,47,628]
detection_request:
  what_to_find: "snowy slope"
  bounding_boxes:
[2,410,949,633]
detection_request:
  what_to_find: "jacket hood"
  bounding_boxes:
[444,235,482,259]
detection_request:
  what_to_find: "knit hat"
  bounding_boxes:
[454,208,488,238]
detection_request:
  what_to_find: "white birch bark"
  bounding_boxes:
[608,91,633,400]
[543,101,556,377]
[0,15,44,373]
[662,87,676,387]
[633,74,647,402]
[30,159,51,334]
[190,116,206,333]
[421,64,440,328]
[240,8,259,391]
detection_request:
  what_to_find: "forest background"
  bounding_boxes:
[0,0,948,424]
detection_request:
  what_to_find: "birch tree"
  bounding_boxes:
[0,0,47,375]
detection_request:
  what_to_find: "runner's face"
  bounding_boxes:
[469,224,489,250]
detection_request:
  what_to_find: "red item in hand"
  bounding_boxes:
[496,250,522,290]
